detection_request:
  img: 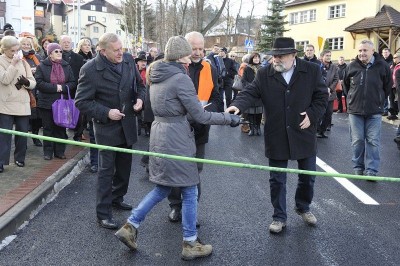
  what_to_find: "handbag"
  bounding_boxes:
[52,85,80,129]
[28,90,36,108]
[232,75,243,91]
[335,81,343,92]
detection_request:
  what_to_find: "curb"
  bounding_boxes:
[0,149,88,243]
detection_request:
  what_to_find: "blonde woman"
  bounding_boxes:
[0,36,37,172]
[75,38,93,64]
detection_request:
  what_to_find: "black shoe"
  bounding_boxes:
[54,154,66,159]
[89,165,98,173]
[73,135,81,141]
[336,110,343,113]
[316,132,328,138]
[97,218,119,229]
[112,201,133,210]
[15,161,25,167]
[33,138,42,147]
[387,115,398,120]
[168,208,182,222]
[0,164,3,173]
[44,155,53,160]
[382,112,388,116]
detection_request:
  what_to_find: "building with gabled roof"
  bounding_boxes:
[283,0,400,60]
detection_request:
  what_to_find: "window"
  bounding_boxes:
[35,6,45,17]
[289,9,316,25]
[0,17,4,30]
[90,5,96,11]
[216,37,220,44]
[329,4,346,19]
[116,30,121,35]
[93,26,99,33]
[102,17,106,23]
[102,6,107,12]
[327,37,344,50]
[88,16,96,22]
[116,19,121,25]
[296,41,309,49]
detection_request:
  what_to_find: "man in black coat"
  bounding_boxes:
[220,47,238,109]
[227,37,328,234]
[75,33,146,229]
[167,31,222,224]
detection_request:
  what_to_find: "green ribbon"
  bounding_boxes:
[0,128,398,182]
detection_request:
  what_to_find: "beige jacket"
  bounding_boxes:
[0,54,36,115]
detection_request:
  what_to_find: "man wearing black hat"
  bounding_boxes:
[226,37,328,234]
[220,47,237,109]
[135,52,148,136]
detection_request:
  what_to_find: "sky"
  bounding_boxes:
[109,0,269,18]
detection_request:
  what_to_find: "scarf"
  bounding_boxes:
[23,50,40,66]
[50,60,65,84]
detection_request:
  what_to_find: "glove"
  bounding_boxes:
[17,75,30,87]
[230,114,241,127]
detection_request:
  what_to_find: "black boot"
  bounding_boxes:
[33,138,42,147]
[256,124,261,136]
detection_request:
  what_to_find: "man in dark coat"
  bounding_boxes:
[75,33,146,229]
[220,47,238,109]
[226,37,328,234]
[167,31,222,224]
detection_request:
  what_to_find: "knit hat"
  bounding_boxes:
[164,36,192,61]
[47,43,62,55]
[3,23,13,31]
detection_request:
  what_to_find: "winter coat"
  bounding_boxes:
[322,62,339,101]
[0,55,36,116]
[148,61,233,187]
[222,57,238,80]
[232,57,328,160]
[62,51,84,98]
[242,64,263,114]
[35,58,76,109]
[343,52,392,116]
[75,53,146,147]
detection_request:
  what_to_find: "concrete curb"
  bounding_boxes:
[0,149,88,243]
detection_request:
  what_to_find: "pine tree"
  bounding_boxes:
[257,0,289,52]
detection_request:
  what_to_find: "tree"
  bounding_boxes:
[257,0,288,52]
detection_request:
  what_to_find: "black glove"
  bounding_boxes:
[17,75,30,87]
[230,114,241,127]
[15,82,22,90]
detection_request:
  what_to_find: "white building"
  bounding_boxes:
[5,0,35,35]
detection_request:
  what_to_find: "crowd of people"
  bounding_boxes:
[0,21,400,260]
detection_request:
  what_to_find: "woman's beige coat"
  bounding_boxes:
[0,55,36,116]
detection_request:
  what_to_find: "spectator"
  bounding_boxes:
[238,54,251,134]
[0,36,37,173]
[135,52,149,136]
[381,48,392,116]
[343,40,392,179]
[303,44,321,65]
[394,52,400,149]
[40,38,52,59]
[336,56,347,113]
[220,47,237,109]
[19,37,43,147]
[35,43,77,160]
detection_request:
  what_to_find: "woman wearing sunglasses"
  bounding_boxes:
[35,43,77,160]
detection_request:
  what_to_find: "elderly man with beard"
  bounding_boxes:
[226,37,328,234]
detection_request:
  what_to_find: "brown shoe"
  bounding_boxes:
[115,223,138,251]
[241,124,250,133]
[181,238,212,261]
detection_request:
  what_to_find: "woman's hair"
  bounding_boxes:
[0,36,19,53]
[249,52,261,65]
[19,37,34,50]
[41,37,51,48]
[75,38,91,53]
[31,37,41,52]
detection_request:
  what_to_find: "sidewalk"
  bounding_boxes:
[0,129,88,242]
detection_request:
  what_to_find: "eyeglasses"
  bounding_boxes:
[53,50,62,54]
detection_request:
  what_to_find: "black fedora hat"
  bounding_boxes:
[266,37,299,55]
[135,53,148,63]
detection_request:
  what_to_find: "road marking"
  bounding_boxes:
[316,157,379,205]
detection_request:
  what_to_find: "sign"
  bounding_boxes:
[245,39,254,50]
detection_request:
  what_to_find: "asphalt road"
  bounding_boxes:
[1,112,400,266]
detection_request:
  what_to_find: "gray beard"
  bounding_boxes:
[273,64,287,73]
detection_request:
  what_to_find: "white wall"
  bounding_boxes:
[6,0,34,35]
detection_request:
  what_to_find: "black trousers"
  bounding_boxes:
[221,78,234,109]
[0,114,29,165]
[168,143,206,209]
[97,144,132,220]
[39,108,67,157]
[318,100,334,133]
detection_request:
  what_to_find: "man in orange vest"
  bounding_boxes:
[167,31,222,225]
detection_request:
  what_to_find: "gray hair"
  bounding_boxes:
[60,35,72,42]
[360,40,374,48]
[242,53,251,63]
[98,33,121,50]
[185,31,204,43]
[0,36,19,53]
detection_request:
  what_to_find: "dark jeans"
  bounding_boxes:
[269,156,316,222]
[318,100,334,133]
[0,114,29,165]
[168,143,206,209]
[39,108,67,157]
[97,144,132,220]
[221,78,233,109]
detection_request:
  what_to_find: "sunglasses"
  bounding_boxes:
[230,55,236,58]
[53,50,62,54]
